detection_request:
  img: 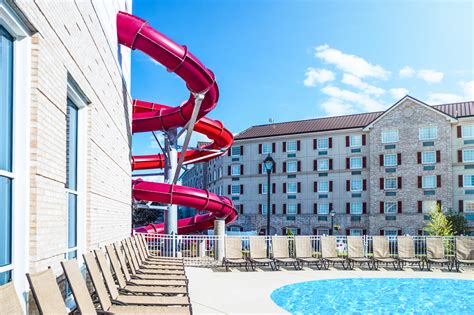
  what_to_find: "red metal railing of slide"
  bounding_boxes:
[117,12,237,234]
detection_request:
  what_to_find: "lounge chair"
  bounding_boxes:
[425,237,452,271]
[222,237,248,271]
[347,236,373,270]
[112,243,188,287]
[320,236,347,269]
[136,234,183,264]
[83,252,191,307]
[397,236,423,270]
[26,269,68,315]
[121,240,187,281]
[294,236,321,269]
[61,259,191,314]
[454,237,474,272]
[0,282,24,314]
[271,236,300,270]
[372,236,398,270]
[130,238,185,273]
[248,236,275,271]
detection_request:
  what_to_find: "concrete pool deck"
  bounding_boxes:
[186,265,474,314]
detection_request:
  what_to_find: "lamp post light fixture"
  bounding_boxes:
[329,210,336,236]
[263,154,275,257]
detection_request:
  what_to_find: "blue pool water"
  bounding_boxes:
[271,278,474,314]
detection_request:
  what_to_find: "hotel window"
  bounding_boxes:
[350,229,363,236]
[286,140,297,152]
[384,202,397,214]
[318,181,329,193]
[231,165,240,176]
[381,130,399,143]
[422,151,436,164]
[261,183,273,194]
[384,229,398,236]
[286,161,297,173]
[317,228,330,236]
[318,204,329,215]
[0,25,13,284]
[464,175,474,188]
[384,154,397,167]
[350,179,362,192]
[262,143,272,154]
[350,157,362,169]
[287,183,297,194]
[350,135,362,147]
[230,146,241,156]
[350,202,363,215]
[317,138,328,150]
[463,149,474,162]
[286,227,298,235]
[385,178,397,190]
[423,200,437,213]
[318,159,329,171]
[287,204,297,215]
[422,175,436,189]
[419,127,438,140]
[218,167,222,178]
[464,201,474,213]
[66,99,79,259]
[462,125,474,138]
[231,185,241,195]
[261,204,268,215]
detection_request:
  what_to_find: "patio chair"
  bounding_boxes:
[248,236,276,271]
[271,236,300,270]
[0,282,24,314]
[294,236,321,269]
[222,237,248,271]
[347,236,373,270]
[121,240,187,281]
[372,236,398,270]
[397,236,423,270]
[25,269,68,315]
[136,234,184,264]
[130,238,185,273]
[96,248,188,296]
[111,243,188,287]
[454,236,474,272]
[62,259,191,314]
[425,237,452,271]
[320,236,347,270]
[83,252,191,307]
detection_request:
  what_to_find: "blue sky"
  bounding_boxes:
[131,0,473,157]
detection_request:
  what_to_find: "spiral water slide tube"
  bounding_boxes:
[117,12,237,234]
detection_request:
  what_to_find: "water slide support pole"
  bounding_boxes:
[164,128,178,256]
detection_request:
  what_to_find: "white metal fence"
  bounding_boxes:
[137,233,458,266]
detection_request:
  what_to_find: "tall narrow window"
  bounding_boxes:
[0,25,14,285]
[66,98,78,259]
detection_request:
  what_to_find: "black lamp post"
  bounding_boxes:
[329,210,335,235]
[263,155,275,254]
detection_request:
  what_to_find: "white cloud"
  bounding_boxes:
[427,93,463,104]
[320,98,356,116]
[460,80,474,99]
[303,68,335,87]
[341,73,385,95]
[417,69,444,83]
[321,85,386,112]
[389,88,409,100]
[315,45,390,79]
[399,66,415,78]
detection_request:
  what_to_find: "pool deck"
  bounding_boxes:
[186,265,474,314]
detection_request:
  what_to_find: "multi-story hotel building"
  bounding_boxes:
[0,0,132,309]
[184,96,474,236]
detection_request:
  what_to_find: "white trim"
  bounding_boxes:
[66,81,89,264]
[0,169,14,178]
[364,95,457,131]
[0,1,31,311]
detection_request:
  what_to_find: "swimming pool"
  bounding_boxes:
[271,278,474,314]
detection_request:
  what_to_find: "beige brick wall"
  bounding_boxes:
[14,0,133,273]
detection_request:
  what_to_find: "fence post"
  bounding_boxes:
[198,238,206,258]
[214,219,225,262]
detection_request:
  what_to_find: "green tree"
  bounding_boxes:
[446,211,469,235]
[423,204,453,236]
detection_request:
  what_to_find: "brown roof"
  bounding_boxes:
[235,101,474,140]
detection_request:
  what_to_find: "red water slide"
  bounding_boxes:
[117,12,237,234]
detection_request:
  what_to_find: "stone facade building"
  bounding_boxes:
[193,96,474,236]
[0,0,132,309]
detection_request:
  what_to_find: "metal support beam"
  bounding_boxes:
[164,129,178,237]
